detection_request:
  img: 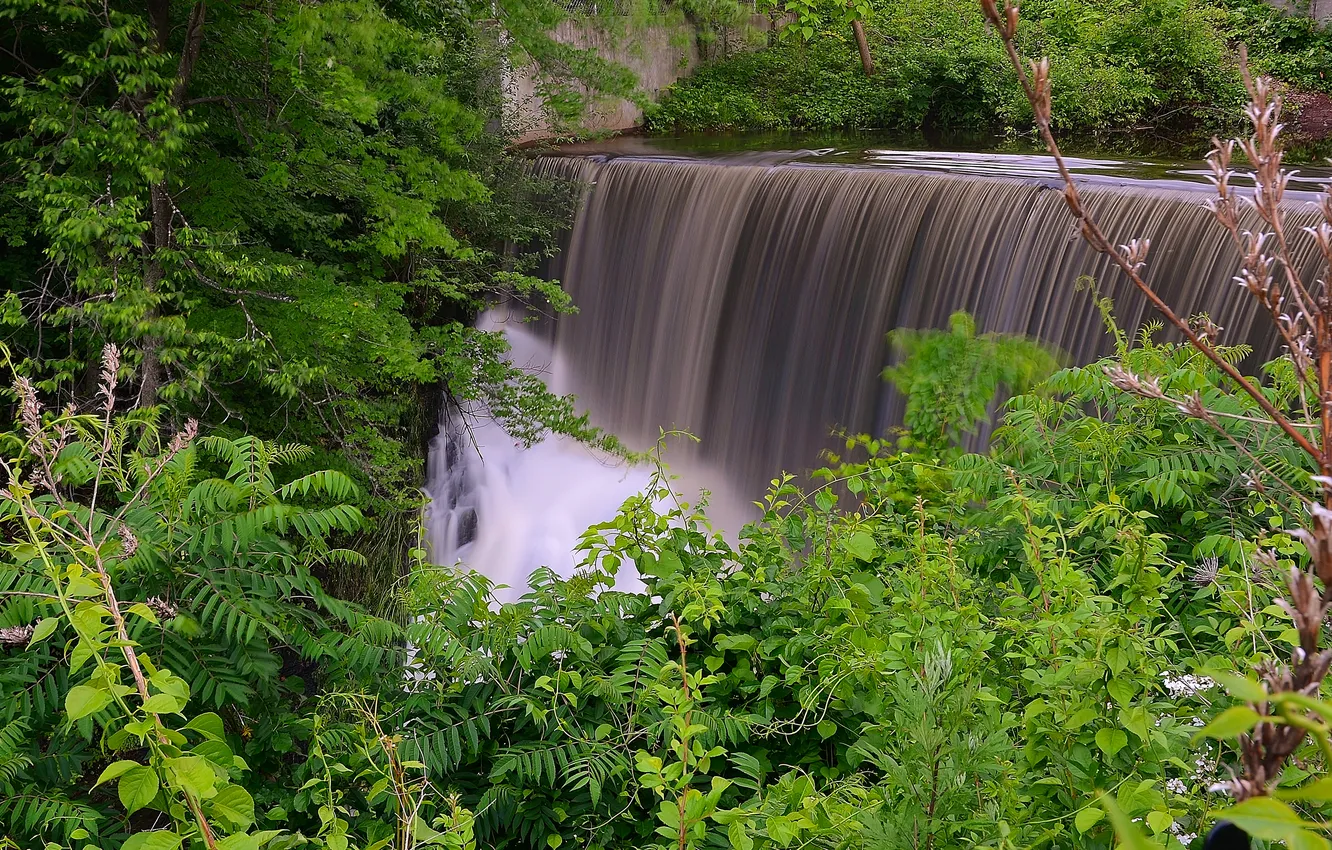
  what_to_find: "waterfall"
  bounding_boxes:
[427,151,1324,593]
[423,311,652,602]
[540,154,1322,499]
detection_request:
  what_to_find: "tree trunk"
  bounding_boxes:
[851,19,873,76]
[135,0,209,407]
[137,184,173,407]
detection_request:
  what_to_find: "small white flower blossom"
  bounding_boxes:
[1166,778,1187,794]
[1161,672,1216,698]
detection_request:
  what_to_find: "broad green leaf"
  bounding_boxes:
[1145,811,1172,834]
[1209,671,1267,703]
[29,617,58,646]
[1290,830,1332,850]
[68,640,94,675]
[65,684,111,720]
[217,836,259,850]
[94,759,140,787]
[125,603,159,624]
[1278,777,1332,802]
[122,831,182,850]
[1075,807,1104,833]
[142,693,181,714]
[1067,707,1098,729]
[209,785,256,830]
[119,765,159,814]
[1192,706,1262,742]
[1107,678,1136,705]
[1221,796,1315,841]
[1100,795,1164,850]
[842,531,877,561]
[166,755,217,798]
[193,739,236,769]
[729,820,754,850]
[1095,728,1128,758]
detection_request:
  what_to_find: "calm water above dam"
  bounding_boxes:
[425,140,1331,598]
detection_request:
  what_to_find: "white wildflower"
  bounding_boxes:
[1161,672,1216,698]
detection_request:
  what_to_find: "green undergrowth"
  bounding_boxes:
[647,0,1332,136]
[7,307,1331,849]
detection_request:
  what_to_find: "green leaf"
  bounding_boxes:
[1100,795,1164,850]
[1209,671,1267,703]
[1220,796,1315,841]
[95,759,140,787]
[209,785,256,830]
[217,836,259,850]
[29,617,58,646]
[122,831,182,850]
[125,602,160,624]
[1145,811,1172,834]
[1290,831,1332,850]
[1067,707,1098,729]
[65,684,111,721]
[1106,678,1136,705]
[1095,728,1128,758]
[817,720,837,739]
[729,820,754,850]
[841,531,877,561]
[1075,807,1104,833]
[119,765,160,814]
[643,551,682,579]
[142,693,182,714]
[166,755,217,798]
[1192,706,1262,742]
[1278,776,1332,802]
[546,836,562,849]
[183,712,226,742]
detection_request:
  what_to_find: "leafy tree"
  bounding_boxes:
[882,310,1058,449]
[0,0,633,515]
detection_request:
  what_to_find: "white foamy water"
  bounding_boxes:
[423,312,652,602]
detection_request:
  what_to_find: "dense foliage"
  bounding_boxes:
[10,0,1332,845]
[0,0,634,533]
[646,0,1332,135]
[9,305,1332,848]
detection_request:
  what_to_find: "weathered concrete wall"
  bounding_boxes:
[506,19,698,144]
[1265,0,1332,20]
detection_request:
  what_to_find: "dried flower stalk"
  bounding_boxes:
[982,0,1332,800]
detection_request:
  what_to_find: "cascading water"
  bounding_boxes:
[426,147,1327,594]
[423,311,651,602]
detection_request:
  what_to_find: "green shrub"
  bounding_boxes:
[1220,0,1332,95]
[650,0,1253,134]
[0,352,457,849]
[6,307,1328,849]
[391,312,1317,850]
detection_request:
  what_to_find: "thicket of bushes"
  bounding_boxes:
[645,0,1332,135]
[4,306,1322,849]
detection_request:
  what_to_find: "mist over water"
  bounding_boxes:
[426,149,1326,593]
[423,311,652,602]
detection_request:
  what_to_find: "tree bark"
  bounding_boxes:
[851,19,873,76]
[136,1,208,407]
